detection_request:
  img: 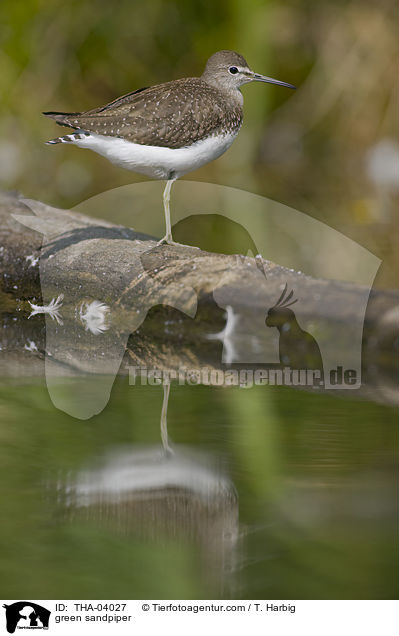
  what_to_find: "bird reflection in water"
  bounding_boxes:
[58,382,239,591]
[160,381,172,455]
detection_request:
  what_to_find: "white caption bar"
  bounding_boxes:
[1,600,398,636]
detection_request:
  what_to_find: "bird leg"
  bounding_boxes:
[157,178,176,245]
[157,177,200,248]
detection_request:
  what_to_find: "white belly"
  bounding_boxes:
[72,132,237,179]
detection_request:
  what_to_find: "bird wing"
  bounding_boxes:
[43,79,242,149]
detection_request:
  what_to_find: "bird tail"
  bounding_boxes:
[43,111,80,128]
[43,111,88,144]
[45,131,89,145]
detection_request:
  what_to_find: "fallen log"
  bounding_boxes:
[0,191,398,413]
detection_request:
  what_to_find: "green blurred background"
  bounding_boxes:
[1,0,399,286]
[1,0,399,602]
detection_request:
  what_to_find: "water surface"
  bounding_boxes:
[0,373,398,599]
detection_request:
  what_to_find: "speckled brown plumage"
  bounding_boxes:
[44,77,243,149]
[43,50,296,243]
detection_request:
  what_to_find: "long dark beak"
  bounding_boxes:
[251,72,296,90]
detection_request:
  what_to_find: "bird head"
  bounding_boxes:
[202,50,296,92]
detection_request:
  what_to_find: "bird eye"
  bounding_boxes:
[229,66,238,74]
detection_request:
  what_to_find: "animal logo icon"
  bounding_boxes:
[266,284,324,376]
[2,602,51,634]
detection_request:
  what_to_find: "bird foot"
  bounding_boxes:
[156,236,200,249]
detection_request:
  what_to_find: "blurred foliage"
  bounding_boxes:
[1,0,399,286]
[1,1,399,601]
[0,378,398,599]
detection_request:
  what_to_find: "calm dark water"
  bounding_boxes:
[0,374,398,600]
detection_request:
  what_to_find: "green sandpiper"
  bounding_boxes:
[44,50,295,245]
